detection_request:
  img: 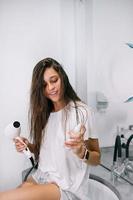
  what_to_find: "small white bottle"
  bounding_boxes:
[66,123,82,142]
[73,123,82,133]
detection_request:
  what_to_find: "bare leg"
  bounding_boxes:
[17,177,37,188]
[0,181,61,200]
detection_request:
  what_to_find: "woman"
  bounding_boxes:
[0,58,100,200]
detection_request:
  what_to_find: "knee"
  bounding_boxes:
[19,181,35,188]
[0,193,5,200]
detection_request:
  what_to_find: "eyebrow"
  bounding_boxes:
[43,75,58,82]
[49,75,58,79]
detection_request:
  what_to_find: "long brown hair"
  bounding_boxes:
[29,57,80,160]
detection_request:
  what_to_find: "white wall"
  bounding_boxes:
[89,0,133,147]
[0,0,89,191]
[0,0,63,191]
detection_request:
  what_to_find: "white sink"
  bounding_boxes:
[89,174,121,200]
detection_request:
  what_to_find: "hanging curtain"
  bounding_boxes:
[60,0,92,104]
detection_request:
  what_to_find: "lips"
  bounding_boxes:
[49,91,58,96]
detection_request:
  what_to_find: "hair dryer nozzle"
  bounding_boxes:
[5,121,21,139]
[13,121,20,128]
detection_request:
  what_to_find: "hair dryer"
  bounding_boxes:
[5,121,34,166]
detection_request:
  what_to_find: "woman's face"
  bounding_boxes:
[43,67,63,104]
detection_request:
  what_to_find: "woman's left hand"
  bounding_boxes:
[65,125,86,159]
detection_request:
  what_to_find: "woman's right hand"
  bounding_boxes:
[14,137,29,153]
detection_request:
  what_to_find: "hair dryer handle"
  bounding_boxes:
[15,136,32,159]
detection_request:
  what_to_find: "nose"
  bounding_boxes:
[47,82,55,91]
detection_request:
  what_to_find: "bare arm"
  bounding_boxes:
[65,125,101,165]
[14,137,35,155]
[84,138,101,165]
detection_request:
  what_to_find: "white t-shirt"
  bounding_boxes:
[35,101,98,199]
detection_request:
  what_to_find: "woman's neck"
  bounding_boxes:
[53,100,66,112]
